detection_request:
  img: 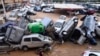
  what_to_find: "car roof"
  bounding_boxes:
[41,17,52,27]
[23,34,40,38]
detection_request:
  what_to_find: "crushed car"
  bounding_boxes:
[53,15,66,33]
[80,15,97,45]
[71,8,98,45]
[58,16,78,43]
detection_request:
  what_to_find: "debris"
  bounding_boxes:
[27,22,45,33]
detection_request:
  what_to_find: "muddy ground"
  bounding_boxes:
[0,10,100,56]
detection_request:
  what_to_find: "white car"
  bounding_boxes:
[7,16,17,21]
[17,8,27,17]
[25,5,37,15]
[10,9,19,17]
[83,50,100,56]
[54,19,65,33]
[27,8,37,15]
[42,7,54,13]
[13,34,53,51]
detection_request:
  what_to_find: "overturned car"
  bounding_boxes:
[71,15,97,45]
[58,16,78,43]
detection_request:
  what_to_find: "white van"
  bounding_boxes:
[13,34,53,51]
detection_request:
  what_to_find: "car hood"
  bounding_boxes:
[44,36,53,43]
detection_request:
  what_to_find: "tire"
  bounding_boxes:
[43,44,51,51]
[22,46,28,51]
[43,44,50,48]
[14,47,19,51]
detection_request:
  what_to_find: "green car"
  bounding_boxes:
[28,22,45,33]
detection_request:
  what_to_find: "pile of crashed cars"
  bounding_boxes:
[0,3,100,53]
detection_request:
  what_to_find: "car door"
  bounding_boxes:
[23,38,32,47]
[32,38,43,47]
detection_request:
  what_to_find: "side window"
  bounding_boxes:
[32,38,41,41]
[24,38,31,42]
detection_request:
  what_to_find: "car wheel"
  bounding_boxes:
[14,47,19,51]
[43,44,50,48]
[43,44,51,51]
[22,46,28,51]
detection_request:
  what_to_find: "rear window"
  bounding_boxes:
[24,38,31,42]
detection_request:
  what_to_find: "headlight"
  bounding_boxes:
[62,31,67,35]
[74,19,78,23]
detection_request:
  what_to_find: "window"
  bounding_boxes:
[24,38,31,42]
[32,38,41,41]
[54,22,63,28]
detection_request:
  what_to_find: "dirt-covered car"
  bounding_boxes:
[10,9,19,17]
[12,34,53,51]
[54,19,66,33]
[58,16,78,43]
[80,15,97,45]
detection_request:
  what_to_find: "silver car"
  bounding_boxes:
[54,19,65,33]
[58,16,78,43]
[13,34,53,51]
